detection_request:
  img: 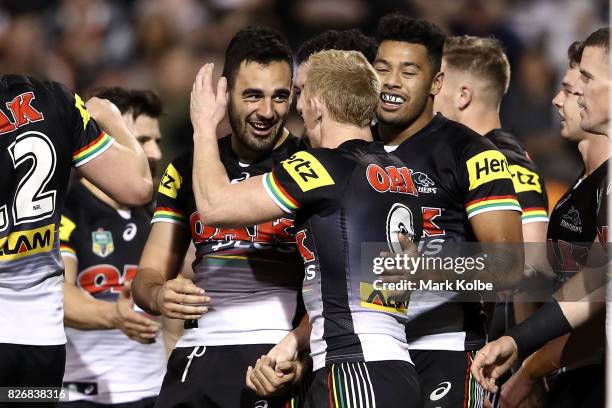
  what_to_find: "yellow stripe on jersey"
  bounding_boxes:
[158,163,183,199]
[466,150,512,191]
[465,195,521,218]
[72,132,113,166]
[281,151,335,192]
[0,224,55,261]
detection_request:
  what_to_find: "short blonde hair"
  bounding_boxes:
[305,50,380,128]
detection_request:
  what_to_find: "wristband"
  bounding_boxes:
[506,299,572,356]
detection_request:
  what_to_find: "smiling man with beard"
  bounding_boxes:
[132,27,306,408]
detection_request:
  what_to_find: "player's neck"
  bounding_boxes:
[80,179,130,210]
[320,121,372,148]
[460,107,501,136]
[378,108,434,146]
[231,128,289,163]
[577,134,610,176]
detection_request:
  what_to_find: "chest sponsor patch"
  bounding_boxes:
[466,150,512,190]
[281,151,334,192]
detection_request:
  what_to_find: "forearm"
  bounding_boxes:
[132,267,166,316]
[192,127,233,226]
[64,283,116,330]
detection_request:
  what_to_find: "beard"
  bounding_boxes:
[228,100,286,155]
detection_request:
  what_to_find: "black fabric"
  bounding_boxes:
[411,350,484,408]
[57,396,156,408]
[304,360,421,408]
[0,343,66,408]
[155,345,305,408]
[546,364,604,408]
[506,299,573,357]
[391,114,520,351]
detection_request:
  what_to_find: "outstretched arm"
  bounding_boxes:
[190,63,286,228]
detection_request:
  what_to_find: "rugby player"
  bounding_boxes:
[245,28,380,398]
[491,39,610,408]
[59,88,166,407]
[373,14,524,407]
[0,75,152,400]
[132,27,306,408]
[190,50,424,406]
[470,27,610,396]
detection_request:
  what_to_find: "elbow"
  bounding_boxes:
[195,198,234,228]
[117,178,154,207]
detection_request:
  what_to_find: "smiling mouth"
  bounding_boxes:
[248,121,276,136]
[380,92,406,111]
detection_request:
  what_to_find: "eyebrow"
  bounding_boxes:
[579,68,593,79]
[374,58,422,70]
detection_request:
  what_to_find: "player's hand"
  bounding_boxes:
[266,331,299,364]
[498,367,538,408]
[471,336,519,393]
[190,63,227,132]
[85,97,124,133]
[113,281,159,344]
[155,275,210,320]
[246,356,303,397]
[379,233,419,302]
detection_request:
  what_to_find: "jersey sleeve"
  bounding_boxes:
[508,163,549,224]
[596,181,609,248]
[59,199,79,261]
[53,82,114,168]
[152,159,189,225]
[460,142,522,219]
[262,150,344,214]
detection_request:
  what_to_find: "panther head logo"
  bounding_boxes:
[563,207,581,226]
[412,171,435,187]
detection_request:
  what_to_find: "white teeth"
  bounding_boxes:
[381,93,405,104]
[250,122,272,130]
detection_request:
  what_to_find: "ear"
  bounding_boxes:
[457,85,472,111]
[311,96,325,122]
[431,71,444,96]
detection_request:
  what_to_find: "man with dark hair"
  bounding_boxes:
[576,27,609,137]
[0,72,152,399]
[59,87,166,408]
[132,27,305,408]
[373,14,524,408]
[482,38,609,408]
[471,29,611,403]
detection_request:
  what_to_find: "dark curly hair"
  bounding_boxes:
[376,13,446,72]
[296,29,377,65]
[222,26,293,89]
[90,87,163,119]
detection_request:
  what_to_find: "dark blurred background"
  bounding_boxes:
[0,0,608,206]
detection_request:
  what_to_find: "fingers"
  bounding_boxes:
[163,302,207,320]
[246,366,257,392]
[248,356,292,397]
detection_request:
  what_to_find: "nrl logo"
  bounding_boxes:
[92,228,114,257]
[411,171,437,194]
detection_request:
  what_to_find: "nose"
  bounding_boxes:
[552,90,564,109]
[257,98,274,120]
[144,140,162,163]
[382,69,401,90]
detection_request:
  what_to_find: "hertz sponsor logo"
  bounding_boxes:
[509,165,542,193]
[359,282,408,314]
[74,93,91,130]
[0,224,55,260]
[159,163,182,198]
[466,150,512,190]
[282,151,334,192]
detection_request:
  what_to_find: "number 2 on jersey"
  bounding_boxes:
[0,131,57,231]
